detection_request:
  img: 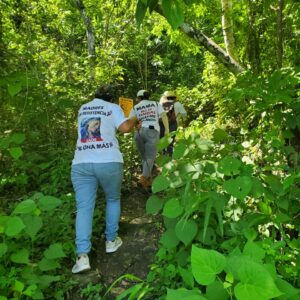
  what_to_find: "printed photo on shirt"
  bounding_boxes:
[80,117,103,143]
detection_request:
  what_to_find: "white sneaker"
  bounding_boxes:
[72,254,91,274]
[106,237,123,253]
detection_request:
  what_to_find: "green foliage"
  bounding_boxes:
[121,69,300,299]
[0,193,76,299]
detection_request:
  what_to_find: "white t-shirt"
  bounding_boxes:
[174,102,187,121]
[129,100,164,132]
[72,98,127,165]
[159,98,187,122]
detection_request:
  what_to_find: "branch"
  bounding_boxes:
[154,6,245,75]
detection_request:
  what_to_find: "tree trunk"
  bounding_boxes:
[246,0,260,73]
[180,23,244,75]
[276,0,284,68]
[154,6,244,75]
[74,0,96,59]
[221,0,238,61]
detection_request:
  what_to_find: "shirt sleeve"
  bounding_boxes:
[157,103,165,116]
[174,102,187,116]
[113,104,128,129]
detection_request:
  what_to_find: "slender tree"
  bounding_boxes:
[221,0,238,61]
[276,0,284,68]
[74,0,96,59]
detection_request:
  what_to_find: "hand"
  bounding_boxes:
[135,120,142,130]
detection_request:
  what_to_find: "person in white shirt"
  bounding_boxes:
[129,90,169,189]
[159,91,187,155]
[71,85,137,274]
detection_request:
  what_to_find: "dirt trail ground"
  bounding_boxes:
[72,188,161,299]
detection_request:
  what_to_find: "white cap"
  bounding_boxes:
[137,90,147,97]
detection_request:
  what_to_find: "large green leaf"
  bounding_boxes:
[8,82,22,96]
[206,280,229,300]
[13,199,37,215]
[243,241,265,262]
[161,0,184,30]
[146,195,164,215]
[38,258,60,271]
[218,156,242,175]
[5,216,25,237]
[10,248,30,264]
[212,128,228,143]
[38,195,62,211]
[179,266,194,288]
[22,215,43,239]
[157,135,174,151]
[175,219,198,246]
[38,275,61,289]
[152,174,170,193]
[173,142,189,159]
[223,176,252,200]
[44,243,66,259]
[9,147,23,159]
[191,245,226,285]
[10,133,25,145]
[0,243,8,257]
[166,288,206,300]
[160,228,180,249]
[275,278,300,300]
[163,198,183,218]
[230,258,283,300]
[135,0,147,26]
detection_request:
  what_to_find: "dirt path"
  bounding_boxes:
[72,188,161,299]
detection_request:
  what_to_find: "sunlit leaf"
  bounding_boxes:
[218,156,242,175]
[8,82,22,96]
[44,243,66,259]
[22,215,43,239]
[146,195,164,214]
[161,0,184,30]
[38,196,62,211]
[11,248,30,264]
[152,175,170,193]
[135,0,147,26]
[163,198,183,218]
[191,245,226,285]
[38,258,60,271]
[175,219,198,246]
[223,176,252,200]
[166,288,206,300]
[9,147,23,159]
[13,199,37,215]
[160,228,180,249]
[5,216,25,237]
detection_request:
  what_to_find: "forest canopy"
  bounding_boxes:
[0,0,299,299]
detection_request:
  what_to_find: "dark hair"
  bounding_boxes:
[138,91,150,100]
[94,84,115,102]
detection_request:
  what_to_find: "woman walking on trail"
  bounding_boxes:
[71,85,137,274]
[129,90,169,190]
[159,91,187,155]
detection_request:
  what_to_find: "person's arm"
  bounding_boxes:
[118,116,137,133]
[160,112,169,135]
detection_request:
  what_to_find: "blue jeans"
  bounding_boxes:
[71,162,123,255]
[134,128,160,178]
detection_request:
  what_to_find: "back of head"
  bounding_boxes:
[95,84,115,102]
[137,89,150,100]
